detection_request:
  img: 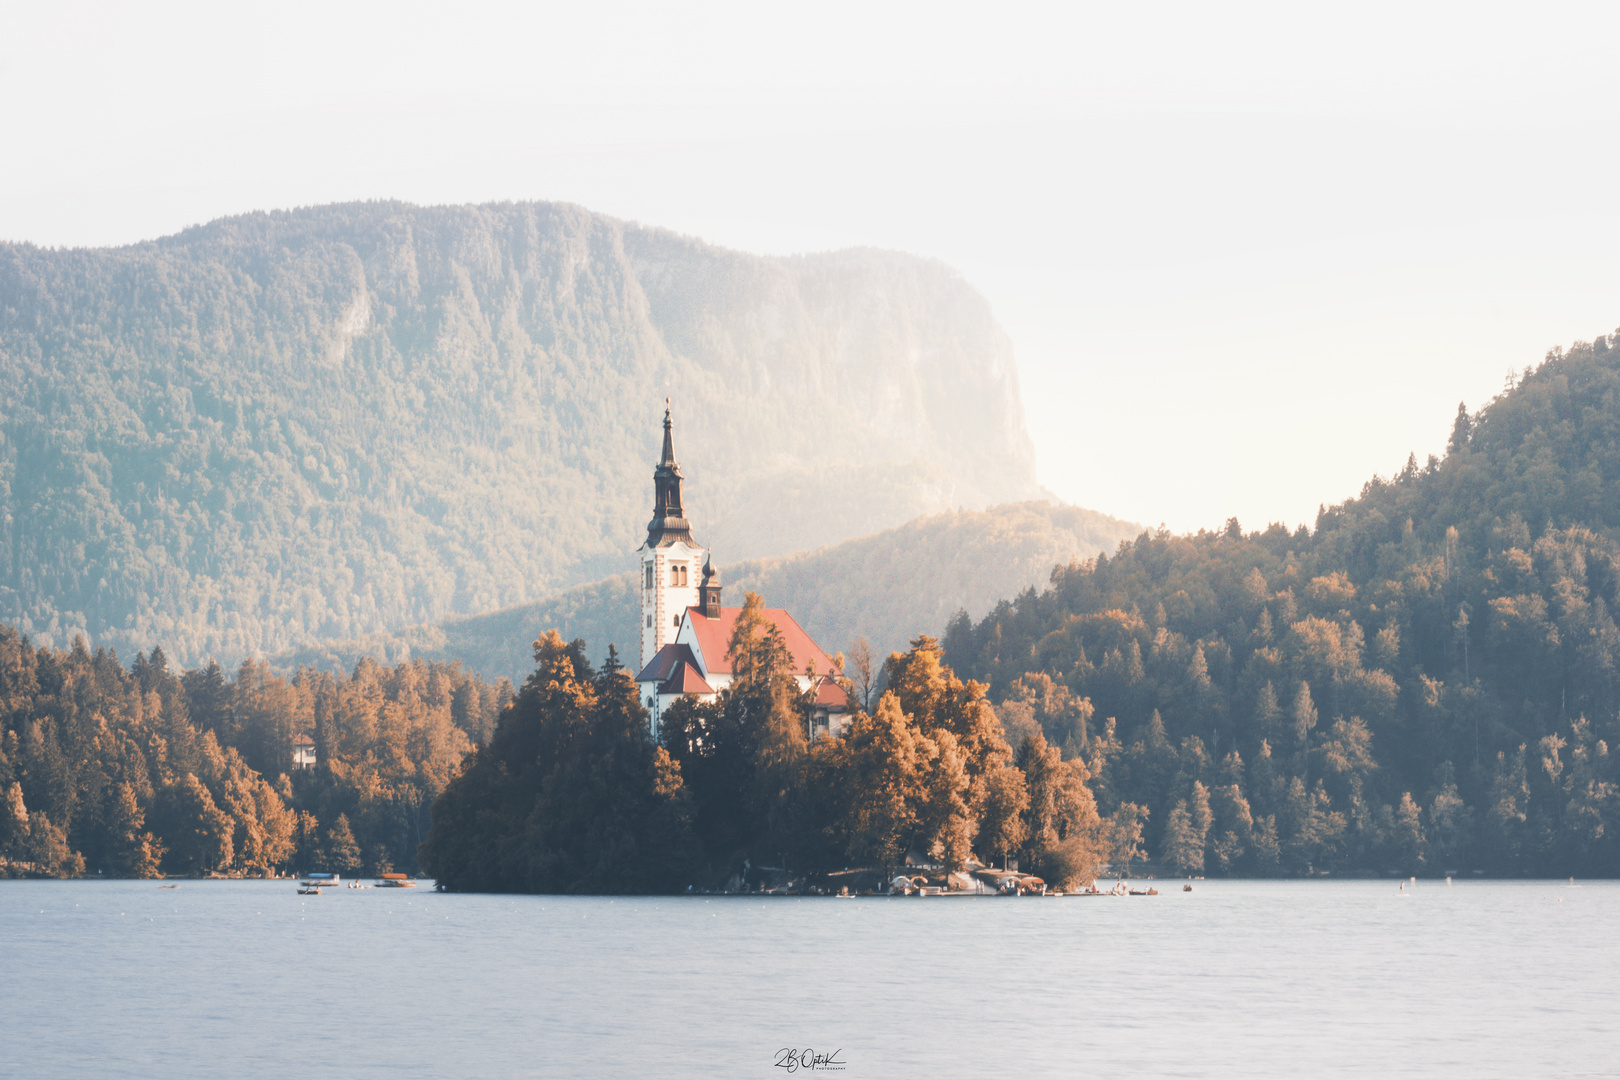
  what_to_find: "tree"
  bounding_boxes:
[1447,401,1473,456]
[319,813,363,875]
[847,637,876,712]
[1162,800,1204,875]
[1015,732,1105,887]
[885,635,1012,772]
[295,811,320,875]
[105,782,163,878]
[151,774,233,876]
[1105,803,1150,877]
[976,765,1029,869]
[1249,814,1282,874]
[1207,782,1253,873]
[1290,682,1319,753]
[1391,792,1426,872]
[836,693,930,878]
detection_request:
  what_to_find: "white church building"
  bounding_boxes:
[634,406,853,740]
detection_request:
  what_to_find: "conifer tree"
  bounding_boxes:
[319,813,363,875]
[106,781,163,877]
[1162,800,1204,875]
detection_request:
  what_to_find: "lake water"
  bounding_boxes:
[2,878,1614,1078]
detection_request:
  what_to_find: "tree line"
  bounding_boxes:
[0,624,509,878]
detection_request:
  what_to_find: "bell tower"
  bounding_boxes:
[638,402,708,671]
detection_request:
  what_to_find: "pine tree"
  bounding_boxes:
[1162,800,1204,874]
[151,774,234,875]
[106,781,163,877]
[1291,682,1319,752]
[319,813,363,875]
[1391,792,1426,872]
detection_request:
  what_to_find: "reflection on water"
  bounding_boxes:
[2,878,1614,1078]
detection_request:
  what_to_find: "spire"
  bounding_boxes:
[660,398,677,467]
[646,401,693,547]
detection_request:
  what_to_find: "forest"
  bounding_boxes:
[946,337,1620,877]
[0,200,1042,670]
[0,624,510,878]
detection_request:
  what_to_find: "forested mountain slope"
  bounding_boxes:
[277,500,1141,682]
[0,201,1042,668]
[944,336,1620,876]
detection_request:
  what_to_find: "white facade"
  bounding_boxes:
[638,538,709,673]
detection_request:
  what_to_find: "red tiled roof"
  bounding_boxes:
[812,675,854,711]
[660,662,715,696]
[293,734,315,746]
[636,643,699,684]
[684,606,836,678]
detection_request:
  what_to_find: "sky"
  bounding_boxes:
[5,1,1620,533]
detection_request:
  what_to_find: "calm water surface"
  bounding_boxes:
[2,878,1614,1078]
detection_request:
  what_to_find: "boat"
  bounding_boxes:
[377,873,417,888]
[298,885,321,895]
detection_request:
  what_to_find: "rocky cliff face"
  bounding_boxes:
[0,200,1043,665]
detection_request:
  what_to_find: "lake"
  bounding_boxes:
[2,878,1613,1078]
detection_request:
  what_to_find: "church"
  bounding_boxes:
[634,406,854,741]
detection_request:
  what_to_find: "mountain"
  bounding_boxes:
[275,500,1143,683]
[0,200,1044,667]
[942,335,1620,876]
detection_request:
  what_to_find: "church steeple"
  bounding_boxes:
[646,400,694,547]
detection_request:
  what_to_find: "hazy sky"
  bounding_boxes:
[5,1,1620,532]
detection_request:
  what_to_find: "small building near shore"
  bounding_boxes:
[292,734,317,771]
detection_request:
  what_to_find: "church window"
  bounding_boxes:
[645,564,654,589]
[673,616,680,627]
[646,614,652,627]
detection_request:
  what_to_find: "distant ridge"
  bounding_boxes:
[275,500,1143,682]
[0,200,1048,666]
